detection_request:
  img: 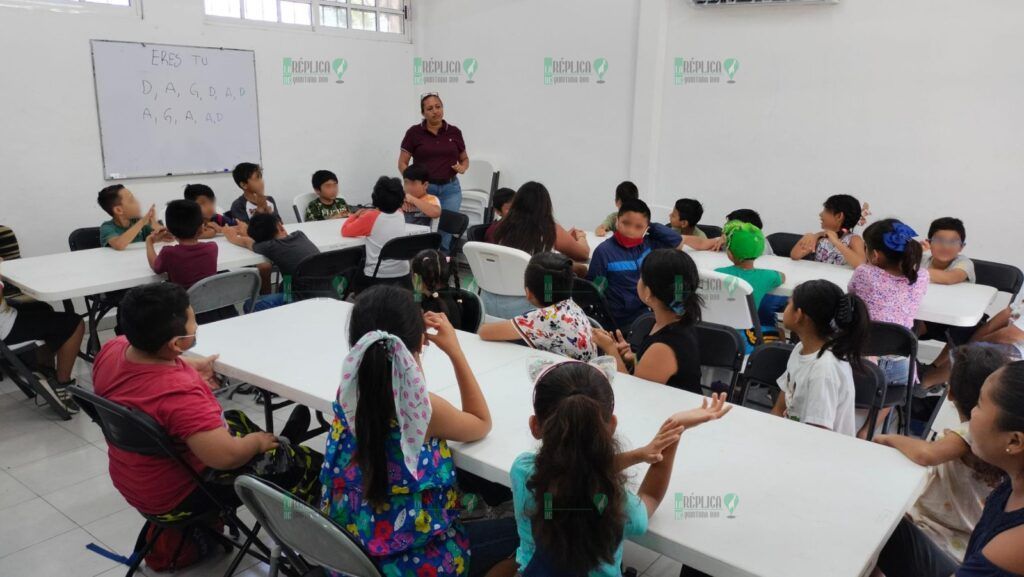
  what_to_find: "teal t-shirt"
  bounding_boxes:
[100,218,153,248]
[715,265,783,309]
[510,452,649,577]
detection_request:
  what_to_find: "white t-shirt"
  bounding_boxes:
[777,343,858,436]
[0,281,17,341]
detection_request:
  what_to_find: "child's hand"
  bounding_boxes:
[710,236,726,251]
[824,229,843,246]
[234,222,249,236]
[637,418,686,464]
[595,225,607,237]
[668,393,732,430]
[592,328,618,355]
[569,227,586,241]
[249,432,279,453]
[424,311,462,357]
[796,233,819,253]
[144,204,157,225]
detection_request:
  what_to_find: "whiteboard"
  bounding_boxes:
[90,40,261,180]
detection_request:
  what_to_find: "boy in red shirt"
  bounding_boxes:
[92,283,321,519]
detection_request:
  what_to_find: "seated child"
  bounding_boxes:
[791,194,867,267]
[97,184,159,250]
[304,169,349,221]
[595,181,639,237]
[669,198,706,238]
[587,199,682,330]
[341,176,413,291]
[772,279,870,436]
[922,217,975,285]
[683,208,775,256]
[92,283,322,522]
[411,249,464,331]
[921,297,1024,390]
[224,213,320,309]
[228,162,282,224]
[146,199,217,290]
[401,164,442,227]
[594,249,703,393]
[479,252,597,361]
[715,220,785,309]
[492,187,516,221]
[183,183,236,239]
[494,358,729,576]
[0,257,85,414]
[321,285,516,576]
[875,344,1008,562]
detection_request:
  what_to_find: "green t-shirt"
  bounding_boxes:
[715,265,784,309]
[600,211,618,232]
[673,225,707,239]
[100,218,152,248]
[304,197,349,222]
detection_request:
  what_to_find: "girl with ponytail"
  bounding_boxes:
[594,249,704,394]
[498,359,729,576]
[411,248,464,330]
[321,285,517,576]
[850,218,929,435]
[772,279,870,436]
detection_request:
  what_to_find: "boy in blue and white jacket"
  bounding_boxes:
[587,199,683,330]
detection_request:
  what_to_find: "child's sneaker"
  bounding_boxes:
[33,373,80,415]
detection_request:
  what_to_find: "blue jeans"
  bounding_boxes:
[428,178,462,252]
[244,293,287,312]
[463,517,519,577]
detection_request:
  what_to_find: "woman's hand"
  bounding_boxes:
[451,162,467,175]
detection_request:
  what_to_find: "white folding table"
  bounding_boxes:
[188,299,928,577]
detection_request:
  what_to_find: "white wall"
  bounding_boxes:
[0,1,415,257]
[412,0,640,230]
[654,0,1024,268]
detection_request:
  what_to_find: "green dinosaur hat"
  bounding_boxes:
[723,220,765,261]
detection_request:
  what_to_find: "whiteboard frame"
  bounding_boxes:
[90,39,263,181]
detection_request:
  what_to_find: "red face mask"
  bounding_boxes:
[613,230,645,249]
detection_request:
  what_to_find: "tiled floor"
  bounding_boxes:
[0,332,675,577]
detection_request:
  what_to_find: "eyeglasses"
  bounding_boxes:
[928,238,964,248]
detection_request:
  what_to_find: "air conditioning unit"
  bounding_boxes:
[692,0,838,5]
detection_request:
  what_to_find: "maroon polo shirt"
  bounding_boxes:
[400,120,466,183]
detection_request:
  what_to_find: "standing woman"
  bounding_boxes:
[399,93,469,253]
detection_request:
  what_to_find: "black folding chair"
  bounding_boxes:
[973,258,1024,304]
[571,277,618,332]
[737,342,794,410]
[0,339,72,419]
[852,361,891,441]
[466,223,489,243]
[371,233,443,281]
[696,321,746,399]
[67,227,122,360]
[69,386,273,576]
[436,287,484,333]
[863,321,918,436]
[697,224,722,239]
[438,210,469,257]
[767,232,813,261]
[290,247,365,302]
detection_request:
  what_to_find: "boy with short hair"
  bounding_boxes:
[304,170,349,222]
[684,208,775,255]
[587,199,683,329]
[92,282,322,519]
[224,213,320,310]
[401,164,442,227]
[479,252,597,361]
[146,199,218,290]
[922,217,975,285]
[184,183,236,239]
[492,187,515,221]
[669,198,706,238]
[228,162,282,224]
[595,181,639,237]
[97,184,159,250]
[342,176,412,291]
